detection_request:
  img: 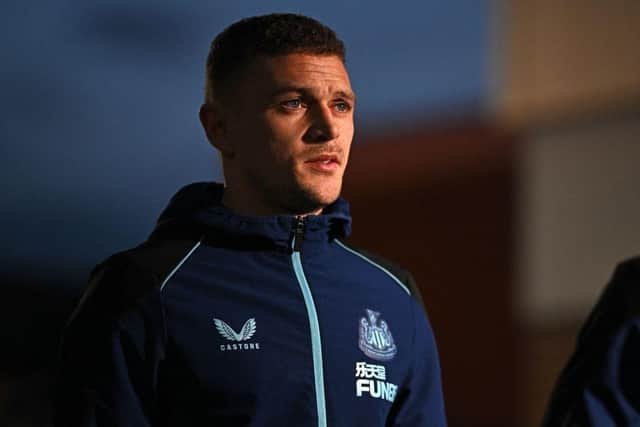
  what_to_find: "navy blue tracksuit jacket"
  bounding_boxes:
[55,182,447,426]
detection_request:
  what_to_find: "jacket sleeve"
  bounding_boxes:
[543,258,640,426]
[583,319,640,425]
[391,300,447,427]
[54,255,166,427]
[552,319,640,426]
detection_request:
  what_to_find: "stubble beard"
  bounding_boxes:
[253,172,341,216]
[287,181,340,215]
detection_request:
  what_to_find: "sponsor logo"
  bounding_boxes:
[219,342,260,351]
[355,361,398,402]
[358,309,397,361]
[213,317,260,351]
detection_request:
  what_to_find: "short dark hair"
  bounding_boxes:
[204,13,346,103]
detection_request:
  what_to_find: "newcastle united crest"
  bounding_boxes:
[358,309,397,361]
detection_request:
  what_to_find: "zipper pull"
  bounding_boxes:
[292,216,305,252]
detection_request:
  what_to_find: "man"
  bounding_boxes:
[543,257,640,426]
[55,13,447,426]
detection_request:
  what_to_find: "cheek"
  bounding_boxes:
[263,115,306,158]
[340,122,355,156]
[232,115,277,158]
[343,123,355,146]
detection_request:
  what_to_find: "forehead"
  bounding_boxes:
[240,53,353,97]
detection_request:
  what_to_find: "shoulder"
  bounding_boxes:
[334,239,425,309]
[578,256,640,342]
[69,236,204,325]
[605,256,640,315]
[543,256,640,426]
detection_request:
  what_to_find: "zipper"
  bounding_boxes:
[290,216,327,427]
[293,215,305,252]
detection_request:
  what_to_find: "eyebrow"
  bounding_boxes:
[335,90,356,103]
[270,86,356,103]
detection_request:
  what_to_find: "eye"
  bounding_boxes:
[334,101,351,113]
[281,99,303,109]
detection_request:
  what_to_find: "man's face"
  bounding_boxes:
[217,53,355,215]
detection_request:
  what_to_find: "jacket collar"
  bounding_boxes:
[152,182,352,249]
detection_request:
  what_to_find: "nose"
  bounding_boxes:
[303,105,339,143]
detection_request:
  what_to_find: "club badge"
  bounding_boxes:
[358,309,397,361]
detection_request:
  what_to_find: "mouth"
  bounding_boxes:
[304,154,340,173]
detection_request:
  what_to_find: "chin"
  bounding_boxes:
[291,181,342,213]
[307,186,341,207]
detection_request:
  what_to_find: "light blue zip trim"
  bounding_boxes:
[159,237,203,292]
[291,236,327,427]
[335,239,411,295]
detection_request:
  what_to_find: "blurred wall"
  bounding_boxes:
[496,0,640,424]
[518,117,640,325]
[498,0,640,125]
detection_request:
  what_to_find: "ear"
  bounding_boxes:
[199,103,234,157]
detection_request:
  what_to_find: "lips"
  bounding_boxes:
[305,154,340,173]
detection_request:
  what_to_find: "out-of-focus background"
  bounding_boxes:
[2,0,639,425]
